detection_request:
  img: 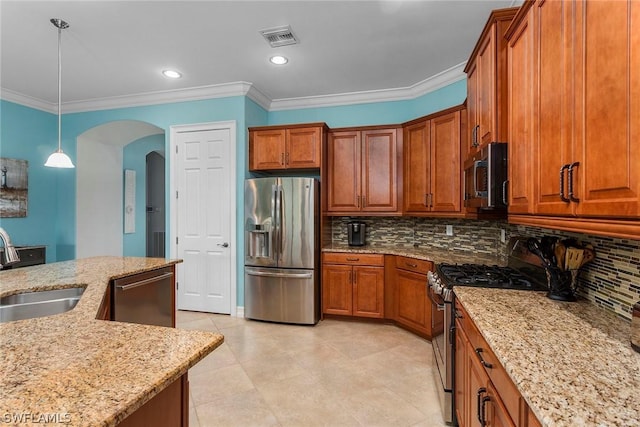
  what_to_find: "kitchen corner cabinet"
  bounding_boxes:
[403,106,465,216]
[506,0,640,239]
[322,253,384,318]
[455,299,538,427]
[326,127,401,215]
[249,123,327,171]
[394,256,433,338]
[464,7,519,158]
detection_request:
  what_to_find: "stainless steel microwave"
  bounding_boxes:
[463,142,508,210]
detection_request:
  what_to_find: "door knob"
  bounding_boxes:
[217,242,229,248]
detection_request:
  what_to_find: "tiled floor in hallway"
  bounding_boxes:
[176,310,447,427]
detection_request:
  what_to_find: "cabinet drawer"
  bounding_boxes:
[395,256,432,275]
[322,252,384,266]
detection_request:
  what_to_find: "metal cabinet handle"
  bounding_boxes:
[475,348,493,369]
[285,152,290,165]
[502,180,509,206]
[116,272,174,291]
[346,257,360,261]
[481,395,491,427]
[217,242,229,248]
[477,387,487,425]
[568,161,580,202]
[472,125,480,148]
[405,262,418,268]
[560,164,571,202]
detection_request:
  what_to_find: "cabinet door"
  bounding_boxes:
[286,127,322,169]
[361,129,398,212]
[250,129,286,170]
[395,268,430,336]
[352,266,384,318]
[327,131,361,212]
[477,32,496,146]
[534,0,575,216]
[322,264,353,315]
[403,121,431,213]
[507,4,535,214]
[466,64,480,157]
[430,111,462,213]
[574,0,640,217]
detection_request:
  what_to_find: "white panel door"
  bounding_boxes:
[175,126,232,313]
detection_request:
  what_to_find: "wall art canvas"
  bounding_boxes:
[0,157,28,217]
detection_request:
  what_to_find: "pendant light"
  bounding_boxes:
[45,18,75,169]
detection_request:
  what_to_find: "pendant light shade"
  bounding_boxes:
[45,18,75,169]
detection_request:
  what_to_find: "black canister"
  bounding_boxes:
[347,222,366,246]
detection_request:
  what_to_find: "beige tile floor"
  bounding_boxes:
[176,310,447,427]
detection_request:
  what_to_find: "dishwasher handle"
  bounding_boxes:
[115,272,174,291]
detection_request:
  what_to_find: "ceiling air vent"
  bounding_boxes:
[260,25,299,48]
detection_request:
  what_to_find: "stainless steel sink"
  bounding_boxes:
[0,287,85,323]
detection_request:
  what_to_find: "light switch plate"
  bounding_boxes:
[446,225,453,236]
[500,229,506,243]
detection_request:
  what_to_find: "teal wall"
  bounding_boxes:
[267,79,466,127]
[0,79,464,308]
[0,100,60,263]
[123,134,165,257]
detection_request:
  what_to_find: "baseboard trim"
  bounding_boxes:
[236,306,245,318]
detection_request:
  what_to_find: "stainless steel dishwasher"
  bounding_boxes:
[112,266,175,327]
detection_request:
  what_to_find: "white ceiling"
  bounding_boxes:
[0,0,519,113]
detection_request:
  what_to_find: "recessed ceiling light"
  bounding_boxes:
[162,69,182,79]
[269,55,288,65]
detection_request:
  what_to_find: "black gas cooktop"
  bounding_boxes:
[436,263,547,291]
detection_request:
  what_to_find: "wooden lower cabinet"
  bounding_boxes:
[393,256,433,338]
[322,253,384,318]
[455,299,537,427]
[118,374,189,427]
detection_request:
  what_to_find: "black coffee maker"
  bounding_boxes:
[348,222,366,246]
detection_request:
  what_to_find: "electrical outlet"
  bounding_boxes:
[446,225,453,236]
[500,229,506,243]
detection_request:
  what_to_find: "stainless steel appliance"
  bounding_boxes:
[427,238,547,425]
[463,142,508,210]
[112,267,174,327]
[244,177,320,325]
[347,221,366,246]
[632,301,640,353]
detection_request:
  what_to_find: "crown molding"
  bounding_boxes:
[268,61,467,111]
[0,88,57,113]
[1,63,467,114]
[61,81,255,114]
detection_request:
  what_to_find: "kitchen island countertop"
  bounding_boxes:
[454,287,640,427]
[0,257,223,426]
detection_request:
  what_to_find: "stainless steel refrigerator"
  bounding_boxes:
[244,177,320,325]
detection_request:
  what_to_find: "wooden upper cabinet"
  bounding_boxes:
[465,7,519,157]
[573,0,639,218]
[506,2,535,215]
[250,128,286,170]
[326,127,400,215]
[249,123,326,171]
[507,0,640,238]
[403,107,464,216]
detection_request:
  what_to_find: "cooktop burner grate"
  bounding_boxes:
[436,263,547,291]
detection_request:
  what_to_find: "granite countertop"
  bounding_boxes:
[454,287,640,427]
[0,257,223,426]
[323,243,504,266]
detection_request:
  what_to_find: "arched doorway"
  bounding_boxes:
[76,120,164,258]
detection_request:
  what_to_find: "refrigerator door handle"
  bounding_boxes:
[277,184,284,262]
[246,270,313,279]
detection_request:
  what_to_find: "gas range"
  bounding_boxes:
[436,263,547,290]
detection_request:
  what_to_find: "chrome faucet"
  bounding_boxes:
[0,227,20,269]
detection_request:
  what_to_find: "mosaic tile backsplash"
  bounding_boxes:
[330,217,640,321]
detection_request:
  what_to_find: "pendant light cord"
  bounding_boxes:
[57,25,62,152]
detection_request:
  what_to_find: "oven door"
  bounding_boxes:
[428,284,453,424]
